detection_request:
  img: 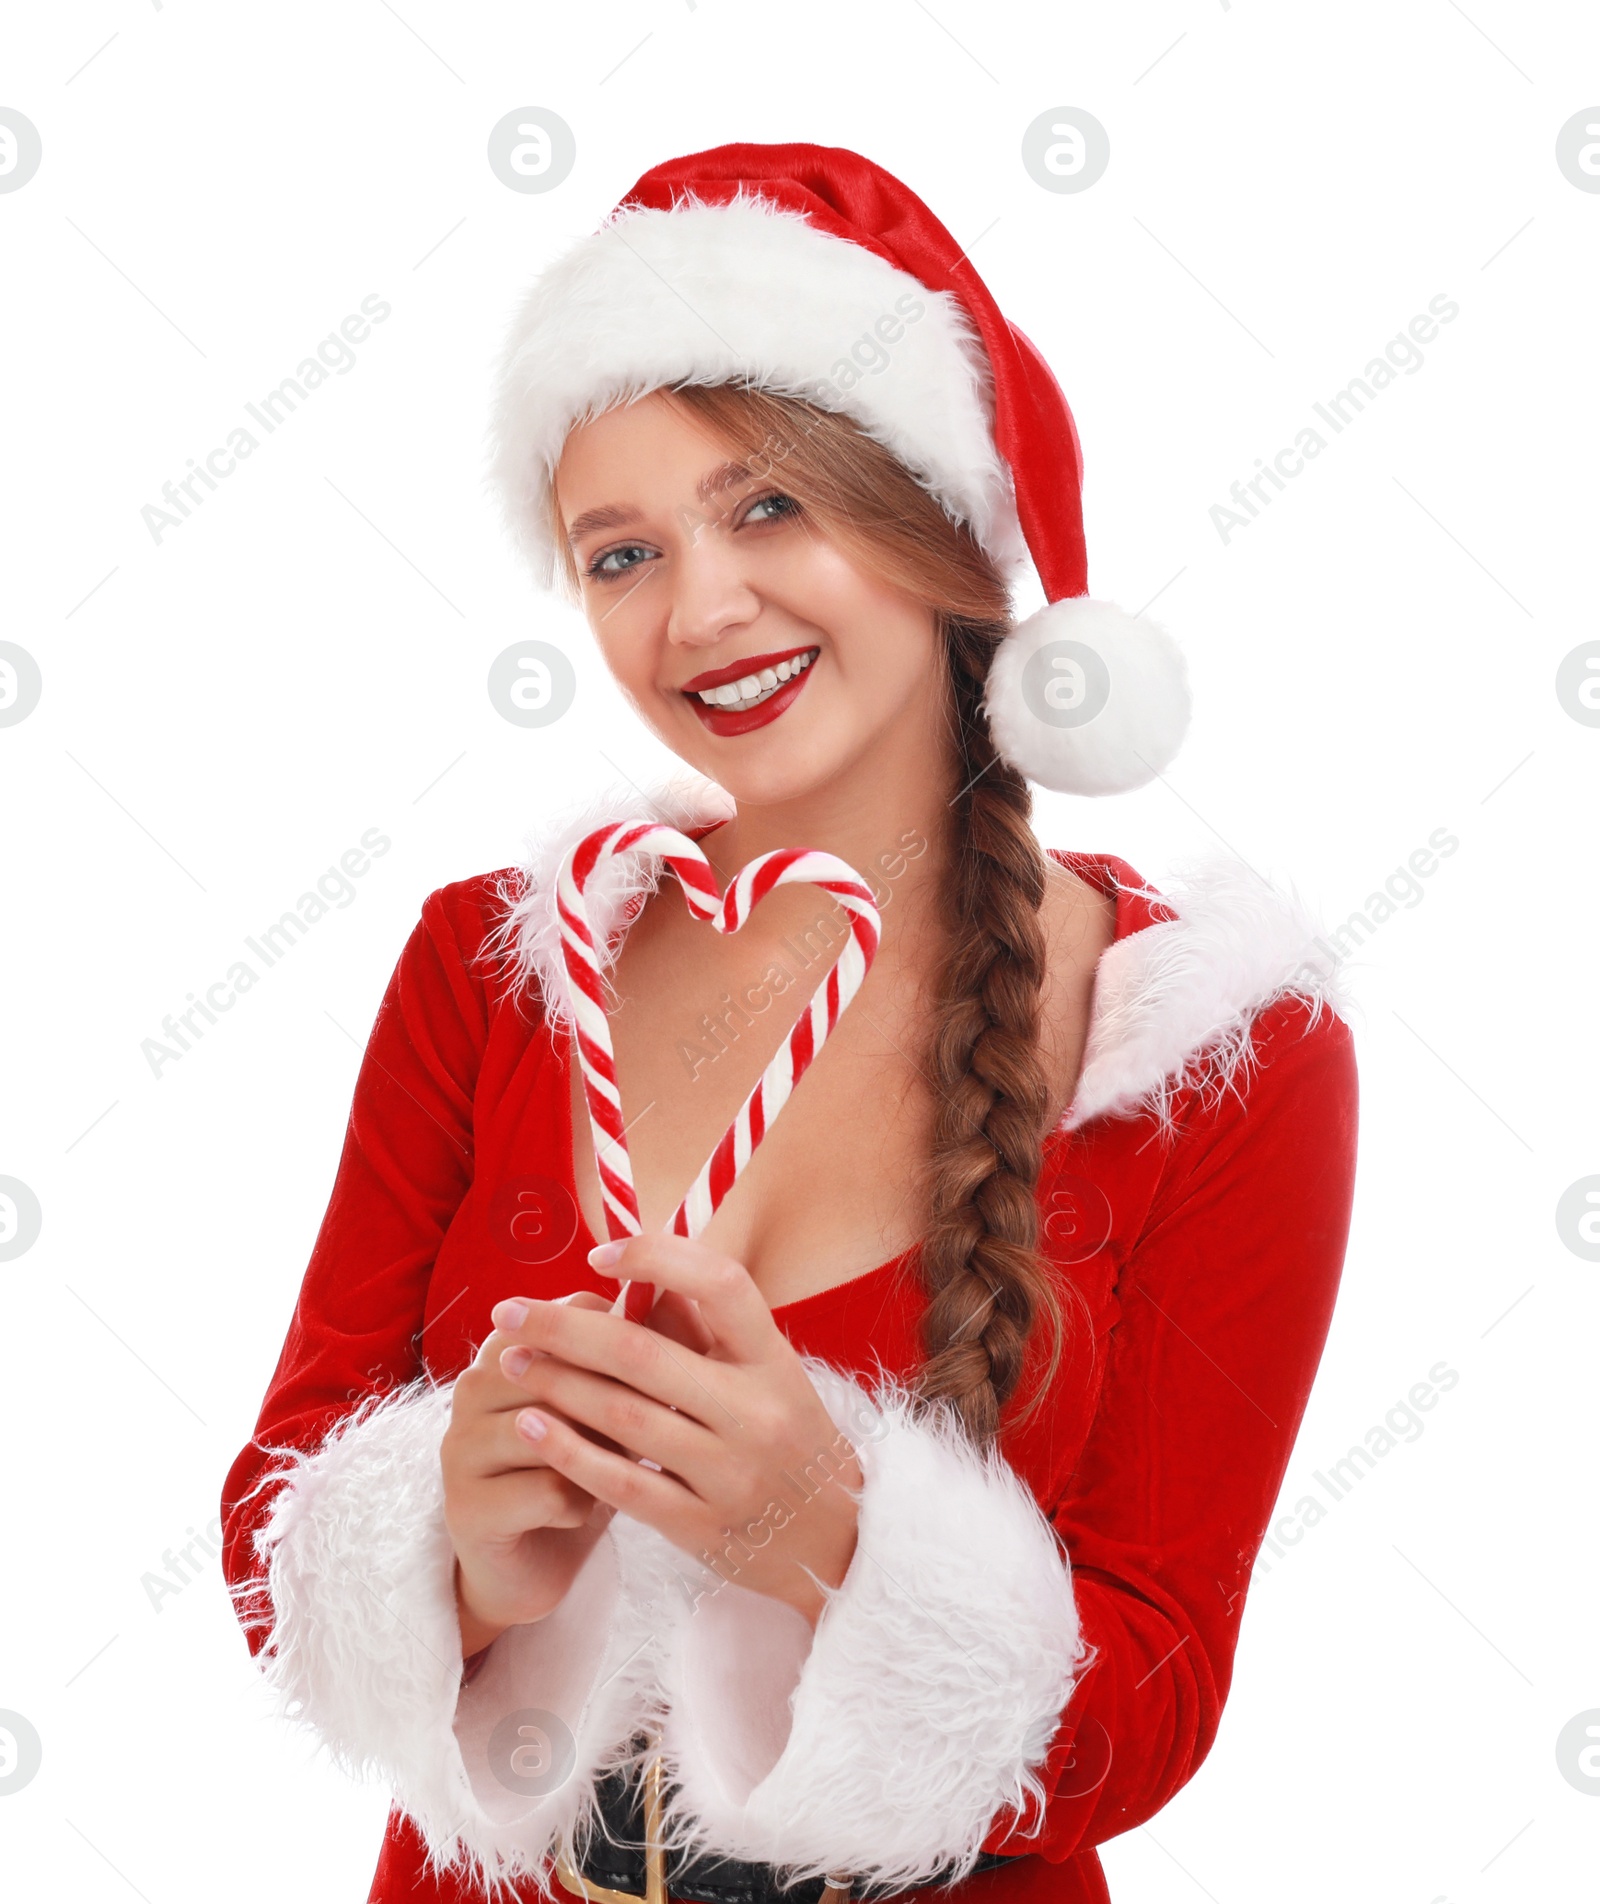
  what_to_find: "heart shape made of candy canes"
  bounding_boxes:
[556,821,882,1321]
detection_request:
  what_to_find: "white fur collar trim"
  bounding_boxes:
[482,772,736,1027]
[1061,856,1349,1133]
[483,783,1350,1132]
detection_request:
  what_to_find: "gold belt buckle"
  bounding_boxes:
[555,1752,666,1904]
[552,1747,854,1904]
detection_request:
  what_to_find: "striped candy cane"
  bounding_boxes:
[556,822,881,1320]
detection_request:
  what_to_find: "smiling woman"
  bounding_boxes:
[549,383,974,803]
[221,142,1358,1904]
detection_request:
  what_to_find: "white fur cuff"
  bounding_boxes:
[658,1364,1087,1891]
[241,1378,665,1900]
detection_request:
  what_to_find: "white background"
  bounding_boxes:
[2,4,1597,1901]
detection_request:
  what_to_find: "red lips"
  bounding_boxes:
[679,645,817,694]
[682,646,819,738]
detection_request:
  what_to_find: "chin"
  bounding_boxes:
[659,707,863,812]
[689,746,848,812]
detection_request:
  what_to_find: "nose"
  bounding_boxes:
[663,524,761,651]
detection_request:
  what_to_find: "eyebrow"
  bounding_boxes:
[563,460,763,545]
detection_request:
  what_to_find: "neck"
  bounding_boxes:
[698,716,958,937]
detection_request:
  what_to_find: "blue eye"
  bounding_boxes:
[586,542,652,579]
[582,494,796,581]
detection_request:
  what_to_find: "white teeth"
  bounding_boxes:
[695,649,819,713]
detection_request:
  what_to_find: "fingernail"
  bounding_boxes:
[516,1408,548,1443]
[588,1240,626,1270]
[492,1298,529,1331]
[501,1345,532,1380]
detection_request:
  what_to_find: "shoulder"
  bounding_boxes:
[366,871,530,1046]
[1052,848,1357,1135]
[419,868,518,945]
[400,869,519,976]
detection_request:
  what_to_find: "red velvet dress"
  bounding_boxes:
[221,845,1359,1904]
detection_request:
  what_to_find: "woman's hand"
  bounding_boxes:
[442,1290,619,1654]
[490,1235,864,1627]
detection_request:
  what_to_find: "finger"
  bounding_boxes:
[501,1352,721,1486]
[506,1300,741,1433]
[589,1234,778,1363]
[480,1464,598,1531]
[517,1405,698,1540]
[472,1289,617,1401]
[488,1385,632,1468]
[453,1364,626,1477]
[645,1289,716,1357]
[450,1462,599,1539]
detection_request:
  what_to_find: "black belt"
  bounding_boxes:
[557,1750,1014,1904]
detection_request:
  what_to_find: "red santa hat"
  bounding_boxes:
[488,141,1190,796]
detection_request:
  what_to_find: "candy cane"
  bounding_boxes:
[556,822,881,1319]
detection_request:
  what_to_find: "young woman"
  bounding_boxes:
[222,144,1359,1904]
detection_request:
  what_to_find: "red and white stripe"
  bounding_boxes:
[556,822,881,1319]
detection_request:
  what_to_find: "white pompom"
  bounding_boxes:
[984,597,1191,796]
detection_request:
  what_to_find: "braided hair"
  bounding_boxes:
[917,614,1062,1442]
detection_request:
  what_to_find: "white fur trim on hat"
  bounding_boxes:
[488,191,1030,590]
[985,596,1192,796]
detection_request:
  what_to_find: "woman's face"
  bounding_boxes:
[552,390,948,809]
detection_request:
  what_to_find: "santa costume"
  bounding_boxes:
[221,144,1360,1904]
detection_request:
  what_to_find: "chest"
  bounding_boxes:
[567,887,947,1307]
[409,844,1186,1510]
[551,873,1112,1307]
